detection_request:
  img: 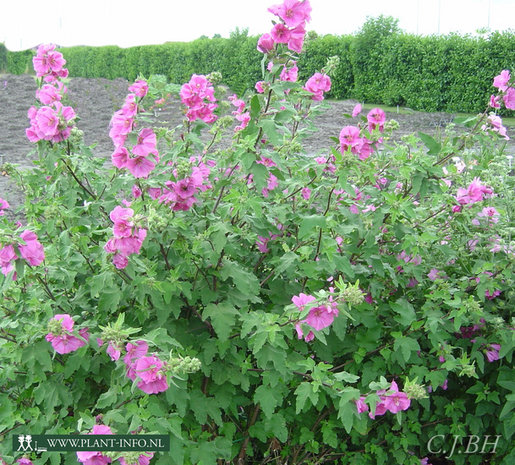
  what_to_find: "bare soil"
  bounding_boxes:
[1,73,513,216]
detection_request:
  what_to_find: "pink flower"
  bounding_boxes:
[482,114,510,140]
[35,106,59,138]
[111,146,129,169]
[427,268,444,281]
[367,108,386,133]
[304,73,331,101]
[301,187,311,200]
[105,206,146,269]
[132,128,157,157]
[257,33,275,53]
[147,187,162,200]
[383,390,410,413]
[355,396,369,413]
[112,253,129,270]
[235,112,251,132]
[106,342,121,361]
[485,289,501,300]
[256,157,276,167]
[18,230,45,266]
[0,198,10,216]
[50,313,72,331]
[267,174,278,191]
[271,23,291,44]
[485,343,501,362]
[132,184,142,198]
[122,93,138,117]
[287,23,306,53]
[352,103,362,117]
[0,245,17,277]
[33,44,66,78]
[46,314,87,354]
[180,74,217,123]
[489,94,501,109]
[280,62,298,82]
[456,178,493,205]
[339,126,362,153]
[369,399,388,419]
[110,206,134,224]
[407,277,419,288]
[269,0,312,28]
[256,236,270,253]
[493,70,511,92]
[119,453,154,465]
[128,79,149,97]
[305,305,336,331]
[255,81,265,93]
[126,155,155,178]
[170,178,195,200]
[124,340,149,380]
[503,87,515,110]
[76,425,113,465]
[295,323,314,342]
[16,459,33,465]
[109,110,133,146]
[476,206,500,224]
[36,84,61,105]
[135,355,169,394]
[292,293,316,310]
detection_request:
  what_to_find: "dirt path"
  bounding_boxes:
[1,73,513,216]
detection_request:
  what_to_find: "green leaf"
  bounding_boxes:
[333,371,360,383]
[259,119,282,146]
[337,387,360,433]
[254,385,280,419]
[266,413,288,442]
[250,94,261,118]
[219,259,259,298]
[337,399,356,434]
[295,382,319,414]
[393,335,420,362]
[272,251,298,275]
[418,132,441,155]
[453,115,477,127]
[298,215,326,240]
[96,387,118,409]
[250,162,269,192]
[321,422,339,448]
[391,298,417,326]
[203,302,239,342]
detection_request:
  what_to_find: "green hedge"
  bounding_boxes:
[0,43,7,73]
[5,22,515,114]
[349,16,515,113]
[6,49,33,75]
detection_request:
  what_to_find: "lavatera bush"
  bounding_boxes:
[1,2,514,465]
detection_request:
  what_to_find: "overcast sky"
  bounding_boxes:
[2,0,514,51]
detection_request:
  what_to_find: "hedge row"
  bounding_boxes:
[0,43,7,73]
[5,19,515,113]
[351,17,515,113]
[60,30,265,96]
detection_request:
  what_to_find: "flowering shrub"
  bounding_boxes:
[0,2,514,465]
